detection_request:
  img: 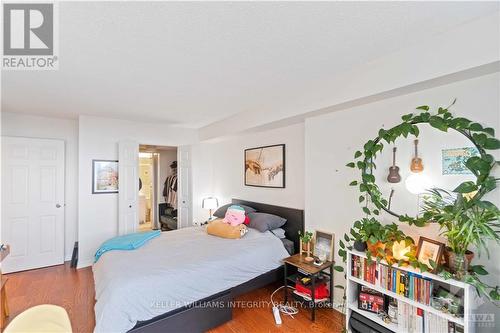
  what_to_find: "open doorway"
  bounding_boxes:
[138,145,178,232]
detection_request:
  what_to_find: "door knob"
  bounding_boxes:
[129,205,132,208]
[56,204,61,208]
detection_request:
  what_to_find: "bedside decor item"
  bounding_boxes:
[313,230,334,262]
[244,144,285,188]
[202,197,219,221]
[416,236,444,273]
[298,230,314,259]
[410,139,424,172]
[386,147,401,183]
[92,160,119,194]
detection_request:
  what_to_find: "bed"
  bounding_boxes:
[92,199,304,333]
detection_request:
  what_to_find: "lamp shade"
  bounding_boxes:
[202,197,218,210]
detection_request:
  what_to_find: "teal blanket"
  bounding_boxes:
[94,230,161,262]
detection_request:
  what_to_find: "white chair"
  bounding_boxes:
[4,305,72,333]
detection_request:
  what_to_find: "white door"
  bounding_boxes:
[177,146,192,228]
[1,137,65,273]
[118,141,139,235]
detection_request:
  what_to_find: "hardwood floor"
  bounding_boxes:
[3,263,344,333]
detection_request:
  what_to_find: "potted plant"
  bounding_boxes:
[348,217,396,256]
[422,188,500,276]
[298,230,314,259]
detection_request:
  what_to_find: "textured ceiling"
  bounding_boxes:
[2,1,498,127]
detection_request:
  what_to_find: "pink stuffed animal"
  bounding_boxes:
[223,205,246,226]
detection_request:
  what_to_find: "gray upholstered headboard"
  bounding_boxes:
[231,199,304,254]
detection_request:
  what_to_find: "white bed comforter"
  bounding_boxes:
[92,227,289,333]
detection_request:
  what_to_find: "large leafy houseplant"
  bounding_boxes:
[421,188,500,294]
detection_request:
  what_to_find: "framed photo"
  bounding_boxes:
[416,236,444,272]
[244,144,285,188]
[313,230,335,262]
[92,160,119,194]
[442,147,480,175]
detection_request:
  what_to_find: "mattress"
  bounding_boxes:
[92,226,289,333]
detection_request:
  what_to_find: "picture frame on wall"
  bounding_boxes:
[416,236,445,272]
[92,160,119,194]
[313,230,335,262]
[244,144,285,188]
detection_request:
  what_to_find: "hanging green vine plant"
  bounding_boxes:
[346,99,499,225]
[340,100,500,302]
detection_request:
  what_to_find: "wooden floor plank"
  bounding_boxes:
[3,263,344,333]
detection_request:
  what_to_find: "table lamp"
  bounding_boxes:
[202,197,218,221]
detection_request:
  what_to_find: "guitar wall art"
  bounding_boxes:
[387,147,401,183]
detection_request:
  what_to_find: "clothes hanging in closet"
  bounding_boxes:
[163,174,177,208]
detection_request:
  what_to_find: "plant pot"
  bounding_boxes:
[353,240,367,252]
[444,247,474,273]
[367,241,385,257]
[465,250,474,269]
[300,241,311,255]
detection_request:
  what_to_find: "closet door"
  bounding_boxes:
[118,141,139,235]
[177,146,192,228]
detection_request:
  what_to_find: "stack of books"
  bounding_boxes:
[379,264,433,305]
[351,255,377,284]
[351,255,433,306]
[396,300,463,333]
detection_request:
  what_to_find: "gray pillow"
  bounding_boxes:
[247,212,286,232]
[213,203,256,218]
[270,228,286,239]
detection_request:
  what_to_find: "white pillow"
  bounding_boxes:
[270,228,286,239]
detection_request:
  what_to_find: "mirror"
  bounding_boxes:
[371,123,479,218]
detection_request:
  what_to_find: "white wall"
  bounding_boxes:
[305,73,500,327]
[1,112,79,261]
[78,116,197,267]
[191,123,305,223]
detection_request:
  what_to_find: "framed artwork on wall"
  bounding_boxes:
[442,147,480,175]
[92,160,119,194]
[244,144,285,188]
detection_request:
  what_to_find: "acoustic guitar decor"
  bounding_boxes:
[387,147,401,183]
[410,139,424,173]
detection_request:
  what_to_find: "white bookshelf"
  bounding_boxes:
[346,249,475,333]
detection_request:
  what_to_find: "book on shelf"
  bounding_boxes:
[394,299,463,333]
[358,286,385,314]
[351,254,434,306]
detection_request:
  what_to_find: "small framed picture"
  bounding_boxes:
[313,230,335,262]
[92,160,119,194]
[416,236,444,272]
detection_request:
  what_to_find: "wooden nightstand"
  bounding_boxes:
[282,253,334,321]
